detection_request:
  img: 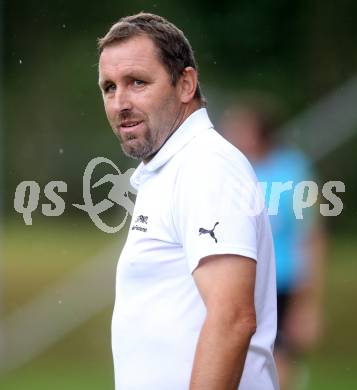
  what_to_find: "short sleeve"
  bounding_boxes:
[173,149,264,273]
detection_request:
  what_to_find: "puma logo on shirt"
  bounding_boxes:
[199,222,219,243]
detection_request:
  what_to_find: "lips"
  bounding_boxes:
[121,120,143,128]
[117,121,143,133]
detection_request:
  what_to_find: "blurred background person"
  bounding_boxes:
[219,93,327,390]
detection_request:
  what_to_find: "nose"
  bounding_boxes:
[113,86,133,113]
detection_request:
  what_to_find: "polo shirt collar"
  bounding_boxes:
[130,108,213,189]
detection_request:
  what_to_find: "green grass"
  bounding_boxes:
[3,217,126,312]
[0,359,114,390]
[1,218,119,389]
[1,219,357,389]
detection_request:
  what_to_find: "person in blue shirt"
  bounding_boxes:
[220,93,326,390]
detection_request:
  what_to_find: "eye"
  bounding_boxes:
[133,79,145,87]
[104,83,116,93]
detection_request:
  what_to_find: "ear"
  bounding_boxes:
[178,67,198,103]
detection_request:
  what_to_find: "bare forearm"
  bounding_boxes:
[189,317,256,390]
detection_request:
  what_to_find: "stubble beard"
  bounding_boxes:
[116,95,182,161]
[119,126,158,161]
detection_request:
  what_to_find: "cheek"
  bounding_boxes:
[151,91,178,118]
[103,101,115,122]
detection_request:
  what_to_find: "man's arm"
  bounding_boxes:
[190,254,257,390]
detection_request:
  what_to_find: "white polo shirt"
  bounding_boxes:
[112,108,278,389]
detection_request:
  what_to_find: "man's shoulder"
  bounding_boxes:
[179,128,256,178]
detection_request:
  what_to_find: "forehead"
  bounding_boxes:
[99,35,165,79]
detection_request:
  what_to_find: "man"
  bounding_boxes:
[98,13,278,389]
[220,95,325,390]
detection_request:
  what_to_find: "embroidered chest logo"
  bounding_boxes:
[199,222,219,243]
[135,215,148,224]
[132,215,149,232]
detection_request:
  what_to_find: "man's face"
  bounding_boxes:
[99,35,183,161]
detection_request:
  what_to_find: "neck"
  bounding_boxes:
[143,100,201,164]
[173,99,201,132]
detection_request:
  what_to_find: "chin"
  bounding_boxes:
[120,144,145,160]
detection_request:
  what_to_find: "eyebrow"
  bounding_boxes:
[98,79,111,89]
[99,70,151,88]
[125,70,147,78]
